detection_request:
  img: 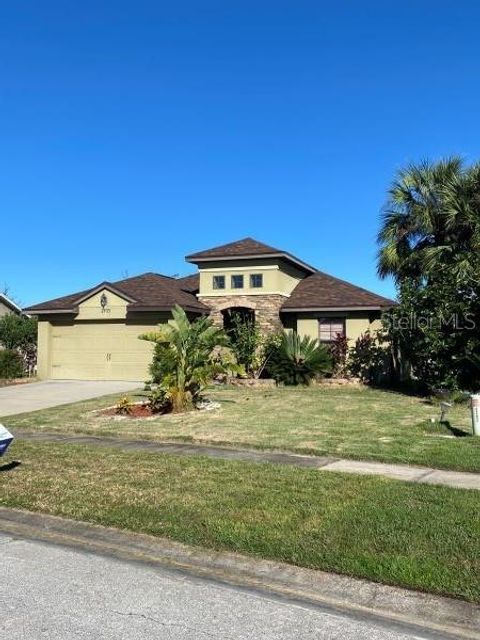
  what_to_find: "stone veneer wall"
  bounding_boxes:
[198,295,286,334]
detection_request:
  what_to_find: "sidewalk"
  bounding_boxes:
[13,430,480,491]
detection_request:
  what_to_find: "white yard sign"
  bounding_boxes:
[0,424,14,457]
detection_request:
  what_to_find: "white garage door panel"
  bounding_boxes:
[49,323,154,380]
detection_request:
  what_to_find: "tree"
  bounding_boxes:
[377,157,480,390]
[0,314,37,374]
[377,157,480,283]
[139,305,229,412]
[383,274,480,390]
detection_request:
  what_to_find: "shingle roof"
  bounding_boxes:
[176,273,199,293]
[186,237,284,260]
[25,273,208,315]
[281,272,395,310]
[185,237,316,273]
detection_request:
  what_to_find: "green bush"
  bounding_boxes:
[348,332,389,384]
[0,349,24,379]
[145,383,172,413]
[226,311,261,376]
[265,332,332,385]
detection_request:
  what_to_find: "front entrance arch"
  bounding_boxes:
[221,307,255,335]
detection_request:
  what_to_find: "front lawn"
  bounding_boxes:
[1,441,479,602]
[4,385,479,472]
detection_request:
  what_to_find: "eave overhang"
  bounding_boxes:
[186,252,316,275]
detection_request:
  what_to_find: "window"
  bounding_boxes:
[319,318,345,342]
[250,274,263,288]
[212,275,225,290]
[231,274,244,289]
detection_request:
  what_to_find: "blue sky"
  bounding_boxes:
[2,1,479,306]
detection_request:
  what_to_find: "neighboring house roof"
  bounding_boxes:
[186,237,316,274]
[0,293,23,315]
[25,273,208,315]
[281,271,394,311]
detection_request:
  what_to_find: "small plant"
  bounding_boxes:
[0,349,24,379]
[115,395,134,415]
[265,331,332,385]
[145,383,171,414]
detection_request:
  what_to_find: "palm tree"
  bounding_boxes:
[377,157,480,284]
[140,305,228,412]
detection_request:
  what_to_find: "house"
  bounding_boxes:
[25,238,393,380]
[0,293,23,318]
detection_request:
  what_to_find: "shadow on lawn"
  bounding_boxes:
[441,421,471,438]
[0,461,21,472]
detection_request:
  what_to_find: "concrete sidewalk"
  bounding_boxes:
[12,430,480,491]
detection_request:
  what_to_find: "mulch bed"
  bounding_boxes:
[101,404,159,418]
[0,378,36,388]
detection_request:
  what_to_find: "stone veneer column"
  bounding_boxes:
[198,295,285,334]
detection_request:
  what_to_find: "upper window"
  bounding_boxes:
[212,275,225,290]
[231,275,244,289]
[250,274,263,288]
[319,318,345,342]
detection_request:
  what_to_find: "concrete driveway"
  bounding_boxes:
[0,380,141,417]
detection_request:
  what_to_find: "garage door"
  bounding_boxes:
[49,322,154,381]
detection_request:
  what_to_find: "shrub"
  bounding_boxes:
[0,349,24,379]
[328,333,349,377]
[348,332,389,384]
[226,311,261,376]
[0,314,37,374]
[265,332,332,385]
[257,332,283,379]
[144,383,172,413]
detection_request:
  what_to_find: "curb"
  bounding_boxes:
[0,507,478,639]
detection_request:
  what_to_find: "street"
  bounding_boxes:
[1,533,452,640]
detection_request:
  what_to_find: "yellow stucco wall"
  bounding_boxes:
[76,290,128,320]
[198,258,303,297]
[296,313,382,345]
[37,320,52,379]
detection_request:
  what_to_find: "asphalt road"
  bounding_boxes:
[1,534,452,640]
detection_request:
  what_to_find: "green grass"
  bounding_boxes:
[5,385,479,472]
[1,440,479,602]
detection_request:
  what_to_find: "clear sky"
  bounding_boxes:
[2,1,479,306]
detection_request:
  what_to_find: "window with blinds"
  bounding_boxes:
[319,318,345,342]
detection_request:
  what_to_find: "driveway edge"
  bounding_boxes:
[0,507,478,639]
